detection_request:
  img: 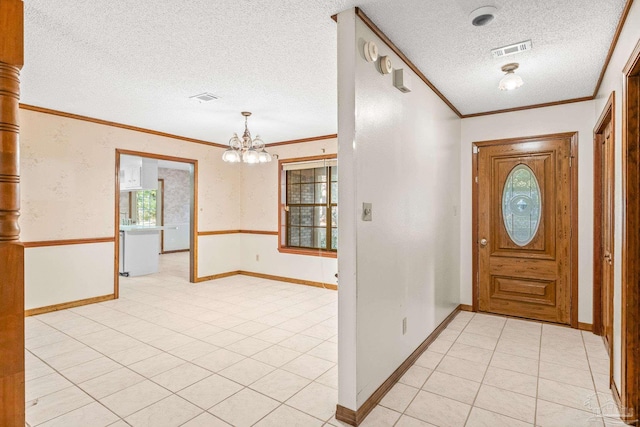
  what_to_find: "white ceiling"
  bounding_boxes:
[21,0,626,144]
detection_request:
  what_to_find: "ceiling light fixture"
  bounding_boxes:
[499,63,524,91]
[222,112,272,164]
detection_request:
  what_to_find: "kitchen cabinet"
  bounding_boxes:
[120,156,158,191]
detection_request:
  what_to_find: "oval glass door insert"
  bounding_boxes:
[502,164,541,246]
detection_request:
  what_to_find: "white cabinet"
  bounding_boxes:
[120,156,158,191]
[120,166,141,189]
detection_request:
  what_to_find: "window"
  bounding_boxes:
[280,157,337,255]
[134,189,157,226]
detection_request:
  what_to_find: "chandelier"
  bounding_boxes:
[222,112,272,163]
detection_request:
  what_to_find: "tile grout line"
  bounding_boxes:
[29,305,333,424]
[581,330,609,425]
[26,258,339,426]
[389,311,475,426]
[533,322,543,426]
[462,313,508,427]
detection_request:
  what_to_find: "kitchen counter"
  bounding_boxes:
[119,227,161,276]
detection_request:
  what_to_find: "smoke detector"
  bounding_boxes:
[470,6,497,26]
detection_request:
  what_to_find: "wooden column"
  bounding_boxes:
[0,1,25,426]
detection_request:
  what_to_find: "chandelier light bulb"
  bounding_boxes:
[258,149,272,163]
[243,148,260,164]
[222,112,272,164]
[222,148,241,163]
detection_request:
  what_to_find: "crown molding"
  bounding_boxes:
[19,104,228,148]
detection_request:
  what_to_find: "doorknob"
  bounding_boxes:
[480,238,488,247]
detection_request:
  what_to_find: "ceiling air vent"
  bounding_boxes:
[491,40,532,59]
[189,92,219,102]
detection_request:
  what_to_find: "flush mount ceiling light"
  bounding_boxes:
[222,112,272,164]
[498,63,524,91]
[470,6,497,26]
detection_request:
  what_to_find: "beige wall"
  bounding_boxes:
[20,108,337,309]
[239,138,337,231]
[593,0,640,393]
[19,108,240,308]
[236,138,339,285]
[20,109,241,242]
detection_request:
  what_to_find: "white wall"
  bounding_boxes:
[239,234,337,285]
[25,243,114,310]
[337,9,461,410]
[593,0,640,392]
[197,234,242,278]
[238,138,338,284]
[460,101,596,323]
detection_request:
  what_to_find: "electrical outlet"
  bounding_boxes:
[402,318,407,335]
[256,254,259,261]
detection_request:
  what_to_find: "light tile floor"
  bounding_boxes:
[345,311,626,427]
[25,253,623,426]
[25,253,337,427]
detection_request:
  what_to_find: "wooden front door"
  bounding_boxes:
[476,134,575,325]
[601,120,615,353]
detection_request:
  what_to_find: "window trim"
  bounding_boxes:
[278,154,338,258]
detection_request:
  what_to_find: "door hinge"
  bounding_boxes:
[473,146,479,154]
[475,176,478,183]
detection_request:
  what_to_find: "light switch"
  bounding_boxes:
[362,203,372,221]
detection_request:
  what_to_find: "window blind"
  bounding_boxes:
[282,159,337,171]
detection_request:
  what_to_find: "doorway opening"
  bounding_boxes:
[471,132,578,327]
[115,149,198,297]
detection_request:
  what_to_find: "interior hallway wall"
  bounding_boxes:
[337,9,461,410]
[593,0,640,393]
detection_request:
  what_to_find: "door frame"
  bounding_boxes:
[115,149,198,297]
[158,178,165,253]
[621,38,640,425]
[592,91,615,340]
[471,132,579,328]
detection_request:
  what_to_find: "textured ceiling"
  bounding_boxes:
[21,0,626,144]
